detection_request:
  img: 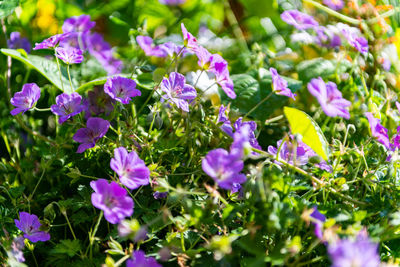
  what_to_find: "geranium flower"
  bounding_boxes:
[90,179,134,224]
[126,250,161,267]
[328,230,380,267]
[202,148,246,190]
[33,33,71,50]
[233,117,261,151]
[110,147,150,190]
[365,112,390,149]
[280,10,319,30]
[270,67,296,100]
[159,0,185,5]
[10,236,25,263]
[86,86,116,116]
[217,105,233,136]
[55,47,84,64]
[307,77,351,119]
[160,72,197,112]
[62,14,95,33]
[181,23,198,51]
[323,0,344,11]
[210,57,236,99]
[14,212,50,243]
[51,92,85,124]
[158,42,186,57]
[310,207,326,240]
[268,138,310,166]
[104,76,141,104]
[10,83,41,116]
[8,32,31,53]
[337,23,368,55]
[136,36,167,57]
[72,117,110,153]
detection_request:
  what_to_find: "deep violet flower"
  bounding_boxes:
[55,47,84,64]
[10,83,41,116]
[72,117,110,153]
[327,230,380,267]
[90,179,134,224]
[86,86,116,116]
[104,77,141,104]
[307,77,351,119]
[110,147,150,190]
[231,125,255,159]
[310,207,326,240]
[270,67,296,100]
[51,92,85,124]
[159,0,185,5]
[160,72,197,112]
[365,112,390,149]
[62,14,95,33]
[181,23,198,51]
[126,250,161,267]
[136,36,167,57]
[10,236,25,262]
[153,191,168,199]
[33,33,70,50]
[391,126,400,150]
[14,212,50,243]
[8,32,31,53]
[323,0,344,10]
[202,148,246,190]
[280,10,319,31]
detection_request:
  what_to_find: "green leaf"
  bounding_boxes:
[1,48,77,93]
[50,240,81,257]
[296,58,351,81]
[283,107,330,161]
[222,72,301,121]
[0,0,18,19]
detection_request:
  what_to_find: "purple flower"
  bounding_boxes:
[365,112,390,149]
[33,33,71,50]
[90,179,134,224]
[202,148,246,190]
[62,15,95,33]
[104,77,141,104]
[160,72,197,112]
[195,46,214,70]
[110,147,150,190]
[280,10,319,31]
[14,212,50,243]
[328,230,380,267]
[55,47,84,64]
[10,83,41,116]
[391,126,400,150]
[59,32,81,49]
[338,23,369,55]
[210,57,236,99]
[159,0,185,5]
[10,236,25,262]
[181,23,198,51]
[158,42,186,57]
[72,117,110,153]
[307,78,351,119]
[268,138,310,166]
[153,191,168,199]
[270,67,296,100]
[310,207,326,239]
[323,0,344,11]
[136,36,167,57]
[51,93,85,124]
[126,250,161,267]
[8,32,31,53]
[231,125,254,159]
[315,26,342,48]
[233,118,262,151]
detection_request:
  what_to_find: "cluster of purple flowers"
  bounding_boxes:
[268,136,332,172]
[136,36,186,58]
[34,15,122,74]
[7,32,31,53]
[281,9,368,54]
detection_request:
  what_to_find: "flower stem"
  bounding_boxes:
[244,91,274,119]
[55,54,65,92]
[67,63,74,92]
[33,107,51,112]
[303,0,360,25]
[87,211,103,259]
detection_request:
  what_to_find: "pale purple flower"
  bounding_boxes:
[281,10,319,30]
[33,33,71,50]
[202,148,246,190]
[308,78,351,119]
[328,230,380,267]
[365,112,390,149]
[126,250,161,267]
[136,36,167,57]
[59,32,81,49]
[315,26,342,48]
[195,46,214,69]
[181,23,198,51]
[323,0,344,11]
[72,117,110,153]
[233,118,261,151]
[62,15,95,33]
[218,105,233,136]
[310,207,326,239]
[10,236,25,262]
[160,72,197,112]
[8,32,31,53]
[110,147,150,190]
[14,212,50,243]
[231,125,255,159]
[159,0,185,5]
[104,77,141,104]
[90,179,134,224]
[210,56,236,99]
[158,42,186,57]
[268,139,310,166]
[10,83,41,116]
[270,67,296,100]
[338,23,368,55]
[55,47,84,64]
[391,126,400,151]
[51,93,85,124]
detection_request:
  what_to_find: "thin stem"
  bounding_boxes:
[244,91,274,119]
[55,55,65,92]
[63,211,77,240]
[87,211,103,258]
[67,63,74,92]
[265,115,284,125]
[115,255,131,267]
[366,7,400,24]
[303,0,360,25]
[29,167,47,200]
[33,107,51,112]
[31,249,39,267]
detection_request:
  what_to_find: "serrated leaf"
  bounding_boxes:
[283,107,330,160]
[50,239,81,257]
[1,48,77,93]
[0,0,18,19]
